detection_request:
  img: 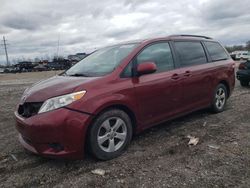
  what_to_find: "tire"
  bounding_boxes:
[211,84,228,113]
[88,109,133,160]
[240,80,249,87]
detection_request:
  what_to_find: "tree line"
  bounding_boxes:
[225,41,250,53]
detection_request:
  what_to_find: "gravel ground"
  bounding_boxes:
[0,70,250,188]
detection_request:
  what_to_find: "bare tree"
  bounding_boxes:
[246,41,250,51]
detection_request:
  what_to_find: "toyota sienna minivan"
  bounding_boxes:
[15,35,235,160]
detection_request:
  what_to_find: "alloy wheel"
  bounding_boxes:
[97,117,127,152]
[215,88,226,110]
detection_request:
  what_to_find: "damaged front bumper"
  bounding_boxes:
[15,107,92,159]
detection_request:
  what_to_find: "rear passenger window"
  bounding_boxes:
[204,41,229,61]
[174,41,207,67]
[136,42,174,73]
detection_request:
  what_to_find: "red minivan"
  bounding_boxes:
[15,35,235,160]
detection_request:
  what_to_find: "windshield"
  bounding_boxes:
[65,43,138,77]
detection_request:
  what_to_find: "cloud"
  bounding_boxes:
[0,0,250,65]
[201,0,250,21]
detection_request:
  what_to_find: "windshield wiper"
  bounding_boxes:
[60,72,68,76]
[67,73,90,77]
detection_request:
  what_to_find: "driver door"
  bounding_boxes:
[133,42,183,129]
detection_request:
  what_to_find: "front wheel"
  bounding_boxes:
[88,109,133,160]
[211,84,228,113]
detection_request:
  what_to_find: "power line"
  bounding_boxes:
[1,36,10,67]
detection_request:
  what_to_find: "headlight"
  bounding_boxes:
[38,91,86,114]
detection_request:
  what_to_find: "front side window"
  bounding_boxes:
[66,43,138,77]
[136,42,174,73]
[204,41,229,61]
[174,41,207,67]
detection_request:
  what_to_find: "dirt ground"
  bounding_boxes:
[0,69,250,188]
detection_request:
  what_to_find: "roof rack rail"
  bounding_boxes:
[169,34,212,39]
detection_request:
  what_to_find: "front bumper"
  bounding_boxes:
[236,70,250,81]
[15,107,92,159]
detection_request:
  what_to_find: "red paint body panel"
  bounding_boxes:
[23,76,99,102]
[15,36,235,159]
[15,108,92,159]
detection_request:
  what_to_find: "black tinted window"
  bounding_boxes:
[136,42,174,73]
[204,42,229,61]
[174,41,207,67]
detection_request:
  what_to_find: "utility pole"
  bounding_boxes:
[2,36,10,67]
[56,33,60,60]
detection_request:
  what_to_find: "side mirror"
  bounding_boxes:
[137,62,157,76]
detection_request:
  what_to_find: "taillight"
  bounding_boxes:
[239,63,247,70]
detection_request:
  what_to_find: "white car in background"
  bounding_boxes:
[0,68,4,73]
[231,51,250,60]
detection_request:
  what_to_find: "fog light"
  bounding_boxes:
[48,143,64,152]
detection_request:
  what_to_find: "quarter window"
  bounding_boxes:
[136,42,174,73]
[174,41,207,67]
[204,41,229,61]
[121,62,133,77]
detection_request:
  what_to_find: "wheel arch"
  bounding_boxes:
[87,103,138,137]
[218,80,230,98]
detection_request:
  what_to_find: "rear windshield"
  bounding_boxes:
[65,43,138,77]
[204,41,229,61]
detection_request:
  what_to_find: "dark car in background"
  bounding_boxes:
[15,35,235,160]
[4,67,19,73]
[33,64,48,72]
[47,59,72,70]
[16,61,36,72]
[237,60,250,86]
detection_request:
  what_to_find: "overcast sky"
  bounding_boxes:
[0,0,250,65]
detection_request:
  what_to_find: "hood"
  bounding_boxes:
[22,75,98,103]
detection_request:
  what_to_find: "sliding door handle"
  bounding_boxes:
[171,73,180,80]
[183,71,191,77]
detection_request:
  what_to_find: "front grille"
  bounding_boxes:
[18,102,43,118]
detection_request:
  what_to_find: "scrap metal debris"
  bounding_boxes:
[10,154,18,162]
[187,135,199,146]
[208,144,220,150]
[91,169,106,176]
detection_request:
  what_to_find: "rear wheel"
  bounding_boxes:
[211,84,228,113]
[88,109,133,160]
[240,80,249,87]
